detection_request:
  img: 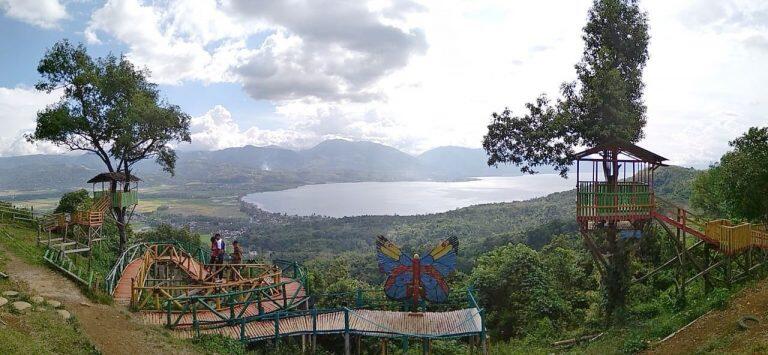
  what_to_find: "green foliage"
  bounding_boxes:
[54,189,92,214]
[135,224,203,250]
[482,0,650,175]
[620,334,648,354]
[190,334,246,355]
[30,40,191,176]
[29,39,191,249]
[692,127,768,224]
[470,243,567,339]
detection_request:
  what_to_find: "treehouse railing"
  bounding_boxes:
[576,181,654,222]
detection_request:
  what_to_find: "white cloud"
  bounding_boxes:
[186,105,313,151]
[85,0,426,99]
[3,0,766,169]
[85,0,254,84]
[0,0,66,29]
[0,87,64,156]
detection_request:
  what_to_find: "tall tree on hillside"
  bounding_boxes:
[482,0,649,320]
[692,127,768,224]
[28,40,191,251]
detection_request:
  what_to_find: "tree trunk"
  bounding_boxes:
[602,149,629,323]
[116,208,127,252]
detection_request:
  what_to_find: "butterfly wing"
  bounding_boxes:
[420,267,450,303]
[419,236,458,303]
[420,236,458,277]
[384,265,412,300]
[376,236,413,301]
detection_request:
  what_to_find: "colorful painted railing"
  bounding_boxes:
[576,181,654,222]
[104,243,149,294]
[654,198,768,255]
[93,190,138,209]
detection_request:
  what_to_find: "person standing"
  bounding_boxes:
[232,240,243,264]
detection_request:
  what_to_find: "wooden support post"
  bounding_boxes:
[344,333,351,355]
[380,338,388,355]
[355,335,361,355]
[704,244,712,293]
[344,310,351,355]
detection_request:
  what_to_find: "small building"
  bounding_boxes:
[87,172,140,209]
[574,139,668,229]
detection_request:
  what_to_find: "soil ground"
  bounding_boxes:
[0,243,201,355]
[647,278,768,354]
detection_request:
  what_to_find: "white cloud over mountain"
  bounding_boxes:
[1,0,767,168]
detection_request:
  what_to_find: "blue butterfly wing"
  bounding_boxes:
[384,266,412,300]
[376,235,411,274]
[420,236,458,277]
[420,269,449,303]
[377,235,412,300]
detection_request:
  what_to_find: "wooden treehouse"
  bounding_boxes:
[575,139,768,298]
[40,172,140,255]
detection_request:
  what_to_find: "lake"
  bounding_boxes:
[241,175,575,217]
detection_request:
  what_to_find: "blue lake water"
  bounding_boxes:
[242,175,575,217]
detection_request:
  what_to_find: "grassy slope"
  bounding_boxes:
[0,245,97,354]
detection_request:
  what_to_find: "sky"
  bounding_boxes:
[0,0,766,168]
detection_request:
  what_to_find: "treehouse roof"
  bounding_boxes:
[87,172,142,184]
[573,138,668,165]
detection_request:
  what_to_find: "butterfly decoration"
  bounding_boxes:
[376,235,458,306]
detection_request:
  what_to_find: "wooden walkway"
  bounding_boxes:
[113,254,209,305]
[170,307,484,341]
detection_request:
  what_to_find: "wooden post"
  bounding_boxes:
[380,338,388,355]
[355,335,361,355]
[344,309,351,355]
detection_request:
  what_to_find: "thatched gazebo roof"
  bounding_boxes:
[87,172,142,184]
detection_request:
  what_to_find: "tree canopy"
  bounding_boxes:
[692,127,768,224]
[29,40,191,177]
[483,0,649,176]
[28,39,191,249]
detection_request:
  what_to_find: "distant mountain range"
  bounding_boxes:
[0,139,543,196]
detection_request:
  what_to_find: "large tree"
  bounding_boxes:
[692,127,768,224]
[28,40,191,250]
[482,0,649,320]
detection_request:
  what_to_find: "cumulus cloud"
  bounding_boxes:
[85,0,426,100]
[185,105,314,151]
[228,0,427,101]
[85,0,254,84]
[0,87,64,156]
[0,0,67,29]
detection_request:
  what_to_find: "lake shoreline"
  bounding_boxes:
[241,175,575,218]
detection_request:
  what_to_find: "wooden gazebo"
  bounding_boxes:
[87,172,140,209]
[574,139,667,230]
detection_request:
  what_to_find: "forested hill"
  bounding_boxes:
[153,165,698,282]
[0,140,529,197]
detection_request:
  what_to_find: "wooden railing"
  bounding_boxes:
[576,181,654,222]
[125,243,286,311]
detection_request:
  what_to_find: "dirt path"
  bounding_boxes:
[0,244,201,355]
[647,279,768,354]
